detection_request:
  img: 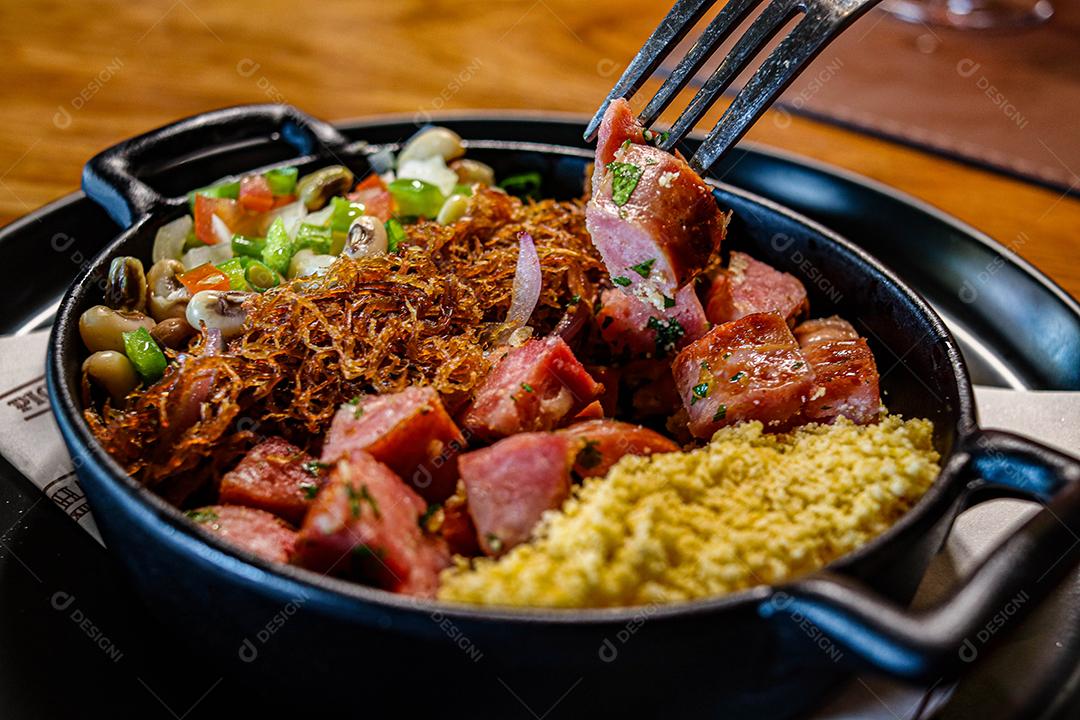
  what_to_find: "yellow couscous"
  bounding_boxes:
[438,416,939,608]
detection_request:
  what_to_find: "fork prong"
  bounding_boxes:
[659,0,801,153]
[688,7,871,172]
[583,0,716,143]
[637,0,764,130]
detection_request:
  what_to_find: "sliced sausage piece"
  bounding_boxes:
[460,336,603,441]
[672,312,816,438]
[459,432,574,556]
[801,338,882,425]
[587,100,726,307]
[294,450,449,597]
[704,252,809,327]
[321,386,466,503]
[561,419,679,478]
[594,97,647,167]
[187,505,297,564]
[219,437,321,525]
[794,316,859,347]
[597,285,708,361]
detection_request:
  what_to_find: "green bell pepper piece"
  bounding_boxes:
[329,197,366,238]
[231,234,265,259]
[261,217,293,275]
[387,179,445,219]
[295,223,333,255]
[122,327,167,383]
[498,172,542,200]
[264,167,299,196]
[385,218,406,253]
[215,258,250,291]
[186,180,240,210]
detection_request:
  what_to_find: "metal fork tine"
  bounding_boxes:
[659,0,801,153]
[688,8,869,171]
[583,0,716,143]
[637,0,764,129]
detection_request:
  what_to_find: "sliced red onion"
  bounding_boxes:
[505,231,541,331]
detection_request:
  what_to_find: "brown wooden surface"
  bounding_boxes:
[1,0,1077,299]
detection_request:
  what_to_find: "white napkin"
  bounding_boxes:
[2,329,1077,718]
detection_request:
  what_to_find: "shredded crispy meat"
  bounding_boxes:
[85,189,605,502]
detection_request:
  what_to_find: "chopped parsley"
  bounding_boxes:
[646,316,686,356]
[629,258,656,278]
[347,396,361,405]
[520,382,534,393]
[486,533,504,554]
[712,404,728,422]
[569,294,581,305]
[692,383,710,399]
[729,371,746,383]
[608,161,644,206]
[662,294,676,309]
[575,439,603,470]
[792,361,804,369]
[300,482,320,500]
[346,483,380,519]
[186,509,218,524]
[700,360,711,370]
[302,460,327,477]
[612,276,632,287]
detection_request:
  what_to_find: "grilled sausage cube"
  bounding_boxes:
[704,252,809,327]
[321,386,466,502]
[187,505,297,564]
[460,336,603,441]
[219,437,321,525]
[295,451,449,597]
[672,312,815,438]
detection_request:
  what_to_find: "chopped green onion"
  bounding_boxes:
[264,166,298,195]
[713,404,728,422]
[261,217,293,275]
[215,258,250,291]
[231,234,265,259]
[329,197,366,237]
[387,179,445,218]
[295,223,333,254]
[612,276,631,287]
[385,218,406,253]
[186,180,240,210]
[663,294,676,309]
[244,260,280,292]
[121,327,167,383]
[498,172,542,200]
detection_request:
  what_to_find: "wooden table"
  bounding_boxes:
[2,0,1078,298]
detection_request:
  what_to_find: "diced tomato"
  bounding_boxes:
[177,263,231,294]
[270,193,297,209]
[348,173,394,222]
[194,194,243,245]
[238,174,275,213]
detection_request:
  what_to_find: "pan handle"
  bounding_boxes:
[758,429,1080,681]
[82,104,351,228]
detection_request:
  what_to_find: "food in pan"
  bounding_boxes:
[78,101,937,605]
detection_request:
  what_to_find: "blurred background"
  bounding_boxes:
[0,0,1077,289]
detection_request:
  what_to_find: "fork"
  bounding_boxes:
[585,0,882,173]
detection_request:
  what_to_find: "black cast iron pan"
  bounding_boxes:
[45,104,1080,718]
